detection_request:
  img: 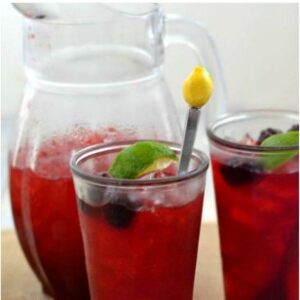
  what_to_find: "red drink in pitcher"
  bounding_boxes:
[9,128,131,299]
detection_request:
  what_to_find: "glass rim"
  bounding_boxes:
[207,109,299,153]
[70,140,209,187]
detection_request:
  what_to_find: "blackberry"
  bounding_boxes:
[288,124,299,132]
[220,158,263,186]
[103,196,137,229]
[257,128,282,145]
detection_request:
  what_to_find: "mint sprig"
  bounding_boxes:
[261,131,299,170]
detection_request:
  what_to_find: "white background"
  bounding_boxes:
[1,3,299,225]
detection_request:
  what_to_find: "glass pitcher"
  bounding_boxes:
[9,4,226,299]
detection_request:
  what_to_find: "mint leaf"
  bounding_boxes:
[260,131,299,170]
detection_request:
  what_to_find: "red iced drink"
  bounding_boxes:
[9,127,131,299]
[71,141,208,300]
[211,156,299,300]
[208,111,299,300]
[79,193,203,300]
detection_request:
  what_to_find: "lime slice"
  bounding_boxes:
[108,141,178,179]
[261,131,299,170]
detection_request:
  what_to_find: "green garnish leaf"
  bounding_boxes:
[108,141,178,179]
[261,131,299,170]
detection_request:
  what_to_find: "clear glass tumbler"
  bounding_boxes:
[208,110,299,300]
[71,140,208,300]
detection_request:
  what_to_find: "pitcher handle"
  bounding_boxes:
[164,14,227,127]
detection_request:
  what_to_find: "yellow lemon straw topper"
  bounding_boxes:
[179,66,214,174]
[183,66,213,108]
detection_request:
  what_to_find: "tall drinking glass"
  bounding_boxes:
[71,140,208,300]
[208,110,299,300]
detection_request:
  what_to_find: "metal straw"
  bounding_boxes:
[178,107,201,174]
